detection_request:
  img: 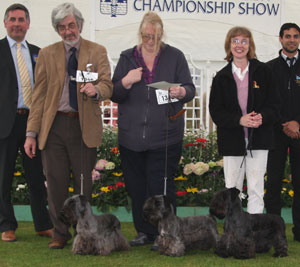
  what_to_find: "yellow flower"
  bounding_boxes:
[101,186,110,193]
[112,172,123,177]
[289,190,294,197]
[282,178,291,183]
[186,187,198,193]
[68,187,74,192]
[14,171,21,176]
[282,188,287,191]
[264,189,266,194]
[174,175,188,181]
[92,193,99,198]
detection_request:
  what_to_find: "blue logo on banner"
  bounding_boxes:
[100,0,128,17]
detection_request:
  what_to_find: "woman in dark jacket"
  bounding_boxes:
[209,26,280,214]
[111,11,195,249]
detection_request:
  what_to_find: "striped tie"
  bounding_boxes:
[16,43,32,108]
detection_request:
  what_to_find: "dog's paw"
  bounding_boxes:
[273,251,288,257]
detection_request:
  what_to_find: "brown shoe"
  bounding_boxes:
[48,239,67,249]
[37,228,54,238]
[1,230,16,242]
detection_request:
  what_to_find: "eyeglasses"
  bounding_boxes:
[141,34,161,42]
[57,22,77,32]
[231,38,249,45]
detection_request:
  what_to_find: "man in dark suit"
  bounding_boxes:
[265,23,300,242]
[0,3,53,242]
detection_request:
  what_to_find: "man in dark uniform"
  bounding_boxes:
[266,23,300,241]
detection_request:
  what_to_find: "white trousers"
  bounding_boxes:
[223,149,268,214]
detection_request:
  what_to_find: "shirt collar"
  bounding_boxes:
[232,61,249,80]
[281,51,299,62]
[6,35,28,49]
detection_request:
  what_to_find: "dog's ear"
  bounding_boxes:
[229,187,240,201]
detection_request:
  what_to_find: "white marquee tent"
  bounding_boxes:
[1,0,299,131]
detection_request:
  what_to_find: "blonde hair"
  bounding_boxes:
[224,26,256,62]
[138,11,164,53]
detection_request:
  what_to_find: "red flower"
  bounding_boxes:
[116,182,125,187]
[196,138,207,143]
[176,190,187,196]
[184,143,200,147]
[110,147,119,154]
[108,185,117,190]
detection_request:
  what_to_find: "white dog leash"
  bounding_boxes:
[79,70,87,196]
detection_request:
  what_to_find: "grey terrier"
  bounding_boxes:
[143,195,219,257]
[209,187,288,259]
[60,194,130,256]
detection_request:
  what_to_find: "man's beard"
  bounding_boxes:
[64,35,80,46]
[283,44,298,54]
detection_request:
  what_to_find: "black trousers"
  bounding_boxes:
[265,128,300,238]
[119,142,182,238]
[0,113,52,232]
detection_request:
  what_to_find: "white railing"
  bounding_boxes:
[101,54,222,133]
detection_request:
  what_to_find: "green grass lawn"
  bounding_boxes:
[0,222,299,267]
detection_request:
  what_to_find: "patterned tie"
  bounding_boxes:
[16,43,32,108]
[68,47,78,111]
[286,57,295,67]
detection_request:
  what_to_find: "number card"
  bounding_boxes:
[155,89,179,105]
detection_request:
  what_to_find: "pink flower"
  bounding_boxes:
[95,159,108,171]
[92,169,101,182]
[183,163,195,175]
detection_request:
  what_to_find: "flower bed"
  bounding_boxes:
[12,127,294,211]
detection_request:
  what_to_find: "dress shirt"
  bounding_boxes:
[58,40,81,112]
[7,35,34,109]
[232,61,249,81]
[281,51,298,67]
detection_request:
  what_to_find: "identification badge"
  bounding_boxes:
[76,70,98,83]
[155,89,179,105]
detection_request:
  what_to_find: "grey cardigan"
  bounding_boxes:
[111,44,196,151]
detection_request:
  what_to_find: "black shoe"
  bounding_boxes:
[130,232,152,246]
[150,238,158,251]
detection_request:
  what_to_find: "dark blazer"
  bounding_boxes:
[209,59,280,156]
[267,50,300,126]
[0,37,39,139]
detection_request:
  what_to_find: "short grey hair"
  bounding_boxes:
[51,3,84,33]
